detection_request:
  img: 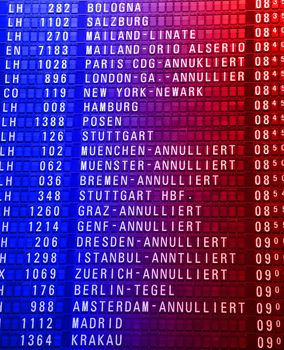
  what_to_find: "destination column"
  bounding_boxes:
[71,1,248,349]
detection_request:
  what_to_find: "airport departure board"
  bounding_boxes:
[0,0,284,349]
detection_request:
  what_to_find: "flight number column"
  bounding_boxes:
[20,1,76,348]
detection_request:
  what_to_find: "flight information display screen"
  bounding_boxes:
[0,0,283,349]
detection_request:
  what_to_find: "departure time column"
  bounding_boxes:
[253,0,283,348]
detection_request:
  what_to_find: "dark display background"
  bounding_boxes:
[0,0,283,349]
